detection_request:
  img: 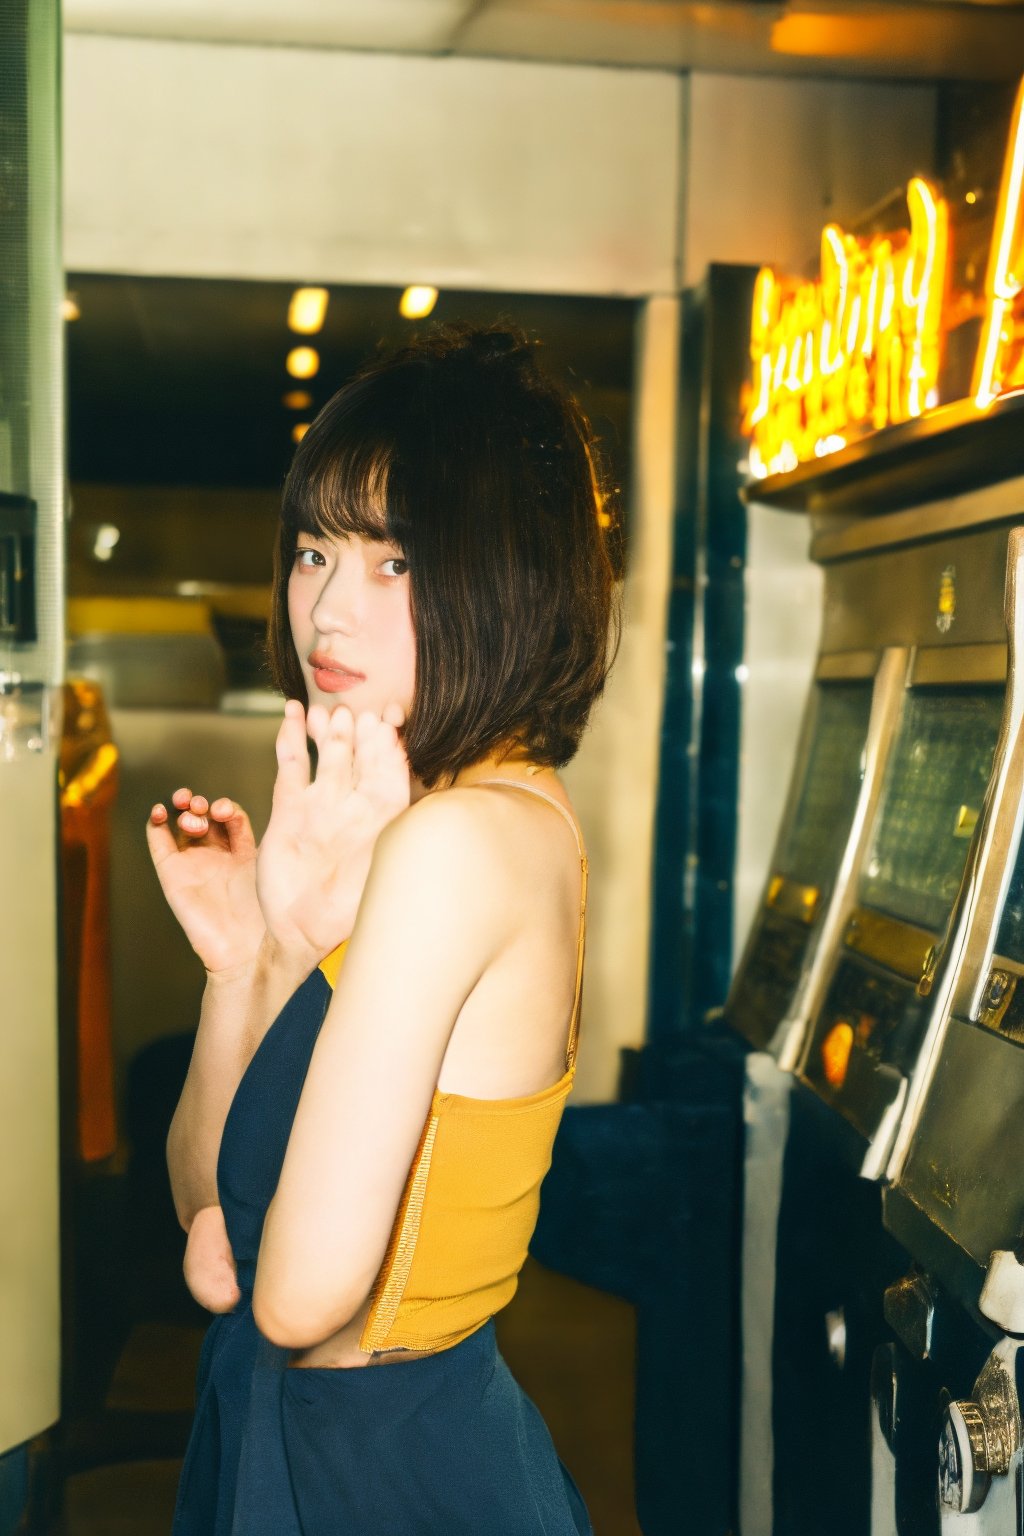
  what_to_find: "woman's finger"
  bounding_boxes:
[313,706,355,803]
[273,700,311,807]
[209,798,258,858]
[171,786,194,809]
[146,807,181,868]
[177,810,210,838]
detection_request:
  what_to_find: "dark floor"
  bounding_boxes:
[52,1258,641,1536]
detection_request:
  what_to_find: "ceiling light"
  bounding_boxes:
[288,287,329,335]
[62,293,80,321]
[400,285,438,320]
[287,347,320,380]
[92,524,120,562]
[292,423,310,444]
[282,390,313,410]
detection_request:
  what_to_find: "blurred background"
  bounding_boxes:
[4,3,1024,1534]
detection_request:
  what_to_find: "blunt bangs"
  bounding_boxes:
[281,381,409,552]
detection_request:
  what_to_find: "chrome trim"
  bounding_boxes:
[774,648,911,1071]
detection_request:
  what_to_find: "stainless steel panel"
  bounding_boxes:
[819,525,1014,657]
[896,1018,1024,1282]
[811,477,1024,566]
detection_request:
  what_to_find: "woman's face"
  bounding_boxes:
[287,528,416,722]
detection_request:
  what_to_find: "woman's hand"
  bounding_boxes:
[147,790,265,975]
[183,1203,242,1314]
[256,699,410,967]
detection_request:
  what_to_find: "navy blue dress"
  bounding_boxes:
[171,970,593,1535]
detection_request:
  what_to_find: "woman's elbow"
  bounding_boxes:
[251,1278,359,1350]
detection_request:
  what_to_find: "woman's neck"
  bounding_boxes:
[411,750,554,801]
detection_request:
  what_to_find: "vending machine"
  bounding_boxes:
[871,523,1024,1532]
[729,72,1024,1534]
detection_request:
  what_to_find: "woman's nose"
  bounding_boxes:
[312,562,362,635]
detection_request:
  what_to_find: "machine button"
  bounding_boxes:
[938,1345,1020,1517]
[939,1400,992,1514]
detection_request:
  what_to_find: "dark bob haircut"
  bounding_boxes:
[269,323,620,788]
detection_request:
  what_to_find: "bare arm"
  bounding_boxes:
[253,794,504,1348]
[166,941,311,1229]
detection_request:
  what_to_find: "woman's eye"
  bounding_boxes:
[379,557,409,578]
[295,547,327,569]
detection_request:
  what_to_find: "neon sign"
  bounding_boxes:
[744,75,1024,478]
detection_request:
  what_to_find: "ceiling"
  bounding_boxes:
[64,0,1024,81]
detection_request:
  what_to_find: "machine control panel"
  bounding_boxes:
[727,676,877,1053]
[799,682,1004,1162]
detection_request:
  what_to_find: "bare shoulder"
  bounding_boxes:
[359,789,515,933]
[369,782,572,904]
[374,786,504,868]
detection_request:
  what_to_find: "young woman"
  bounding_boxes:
[148,326,617,1534]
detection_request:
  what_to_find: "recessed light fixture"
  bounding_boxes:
[282,390,313,410]
[288,287,329,334]
[399,285,438,320]
[292,423,310,444]
[92,524,120,562]
[287,347,320,380]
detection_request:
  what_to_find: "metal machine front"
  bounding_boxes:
[798,652,1005,1172]
[862,529,1024,1532]
[788,510,1024,1178]
[735,488,1024,1536]
[726,651,897,1058]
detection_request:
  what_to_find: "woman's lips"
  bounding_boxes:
[309,656,365,693]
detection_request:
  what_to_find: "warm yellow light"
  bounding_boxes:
[282,390,313,410]
[288,287,329,335]
[62,294,80,322]
[973,76,1024,410]
[821,1022,854,1089]
[966,190,978,206]
[292,423,310,444]
[742,178,948,477]
[287,347,320,380]
[399,285,438,320]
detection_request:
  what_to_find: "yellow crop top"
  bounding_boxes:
[317,778,588,1356]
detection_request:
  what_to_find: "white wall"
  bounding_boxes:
[679,72,937,963]
[63,34,682,295]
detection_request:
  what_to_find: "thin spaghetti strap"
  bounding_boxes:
[471,778,585,861]
[470,778,588,1070]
